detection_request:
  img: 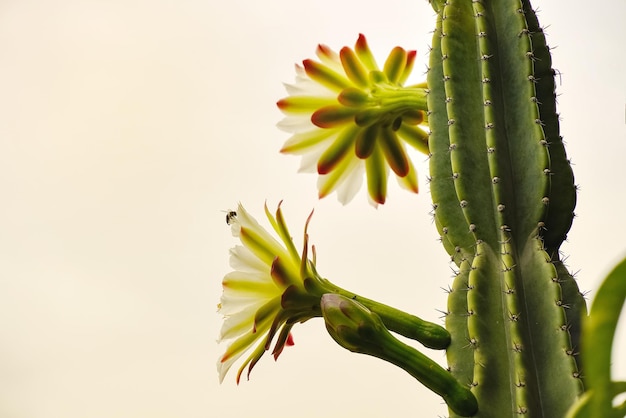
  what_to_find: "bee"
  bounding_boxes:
[225,210,237,225]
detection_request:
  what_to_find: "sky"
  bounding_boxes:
[0,0,625,417]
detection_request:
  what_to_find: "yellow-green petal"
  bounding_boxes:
[398,50,417,85]
[277,96,336,113]
[317,125,360,174]
[354,33,378,71]
[379,128,409,177]
[397,158,419,193]
[302,59,351,92]
[365,144,388,204]
[339,46,369,87]
[311,105,358,128]
[383,46,407,84]
[397,123,429,155]
[355,124,378,159]
[317,154,360,199]
[280,129,336,154]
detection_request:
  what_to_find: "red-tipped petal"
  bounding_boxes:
[398,49,417,85]
[355,124,378,159]
[302,59,351,92]
[380,128,409,177]
[354,34,378,71]
[340,47,368,87]
[365,145,387,205]
[277,96,335,113]
[272,325,294,360]
[316,126,359,174]
[316,43,339,64]
[317,150,360,199]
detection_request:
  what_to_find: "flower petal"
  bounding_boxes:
[317,125,360,174]
[228,245,267,273]
[336,162,364,205]
[338,87,370,107]
[222,270,276,297]
[398,50,417,85]
[219,306,259,340]
[397,123,429,155]
[339,46,369,87]
[280,129,336,154]
[365,144,388,204]
[236,204,291,264]
[354,33,378,71]
[397,158,419,194]
[277,96,336,113]
[302,59,351,92]
[277,115,315,134]
[311,105,358,128]
[355,124,378,159]
[298,146,326,173]
[315,44,343,72]
[383,46,407,84]
[317,153,360,200]
[379,128,409,177]
[271,256,301,288]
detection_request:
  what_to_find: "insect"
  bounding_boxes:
[225,210,237,225]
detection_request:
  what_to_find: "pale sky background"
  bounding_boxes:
[0,1,625,417]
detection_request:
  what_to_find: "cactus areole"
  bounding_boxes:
[427,0,585,417]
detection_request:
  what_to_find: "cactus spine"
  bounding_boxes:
[427,1,586,416]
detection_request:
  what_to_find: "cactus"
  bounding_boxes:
[426,1,586,416]
[219,0,626,416]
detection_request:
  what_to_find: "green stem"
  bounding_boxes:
[377,329,478,417]
[309,277,451,349]
[371,86,429,113]
[349,291,450,350]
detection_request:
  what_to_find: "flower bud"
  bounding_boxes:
[320,293,388,355]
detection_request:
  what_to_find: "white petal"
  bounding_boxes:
[218,306,256,339]
[217,349,244,383]
[235,203,289,262]
[298,151,322,173]
[276,115,315,134]
[228,245,268,273]
[337,161,365,204]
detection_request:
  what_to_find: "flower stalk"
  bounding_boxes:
[321,294,478,417]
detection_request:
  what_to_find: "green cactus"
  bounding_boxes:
[427,0,586,416]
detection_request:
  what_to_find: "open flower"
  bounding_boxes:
[217,202,451,383]
[277,34,430,205]
[217,202,326,383]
